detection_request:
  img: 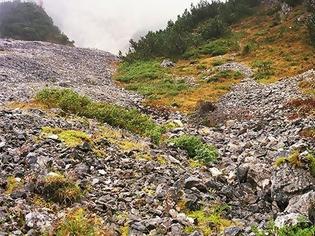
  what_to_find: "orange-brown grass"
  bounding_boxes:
[300,128,315,140]
[116,5,314,113]
[286,98,315,116]
[233,5,314,81]
[7,100,50,110]
[146,78,240,113]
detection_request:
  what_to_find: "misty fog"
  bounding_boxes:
[42,0,201,54]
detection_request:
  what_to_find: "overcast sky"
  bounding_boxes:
[43,0,201,54]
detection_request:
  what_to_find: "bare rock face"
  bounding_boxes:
[0,39,141,106]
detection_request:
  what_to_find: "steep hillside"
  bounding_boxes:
[0,0,315,236]
[0,1,73,45]
[115,0,315,112]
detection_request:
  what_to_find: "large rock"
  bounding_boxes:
[275,191,315,227]
[161,59,175,68]
[271,165,315,210]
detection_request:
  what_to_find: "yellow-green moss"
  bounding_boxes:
[189,159,205,168]
[274,157,288,167]
[41,127,91,147]
[184,206,233,235]
[135,153,152,161]
[5,176,23,195]
[53,208,112,236]
[156,155,168,165]
[120,225,129,236]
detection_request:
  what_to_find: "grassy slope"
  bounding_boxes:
[115,5,315,113]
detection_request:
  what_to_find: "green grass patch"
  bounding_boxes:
[171,135,218,164]
[115,60,189,99]
[252,60,275,80]
[115,60,167,82]
[126,78,188,99]
[207,70,244,83]
[36,88,164,144]
[184,37,240,59]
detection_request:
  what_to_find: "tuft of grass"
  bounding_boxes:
[274,150,301,168]
[252,220,315,236]
[36,88,164,144]
[39,174,82,205]
[184,205,232,235]
[41,127,91,147]
[171,135,218,164]
[52,208,112,236]
[274,157,287,167]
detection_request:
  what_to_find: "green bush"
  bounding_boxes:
[171,135,218,164]
[252,60,275,80]
[199,17,229,40]
[200,38,240,56]
[36,88,164,143]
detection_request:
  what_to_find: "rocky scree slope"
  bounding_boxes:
[0,39,141,107]
[0,40,314,235]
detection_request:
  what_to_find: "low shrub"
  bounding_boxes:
[171,135,218,164]
[36,88,164,143]
[38,174,82,205]
[274,150,301,168]
[252,60,275,80]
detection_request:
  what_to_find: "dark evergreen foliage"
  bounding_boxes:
[125,0,261,61]
[0,1,73,45]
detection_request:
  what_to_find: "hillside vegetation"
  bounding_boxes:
[0,1,73,45]
[116,0,315,112]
